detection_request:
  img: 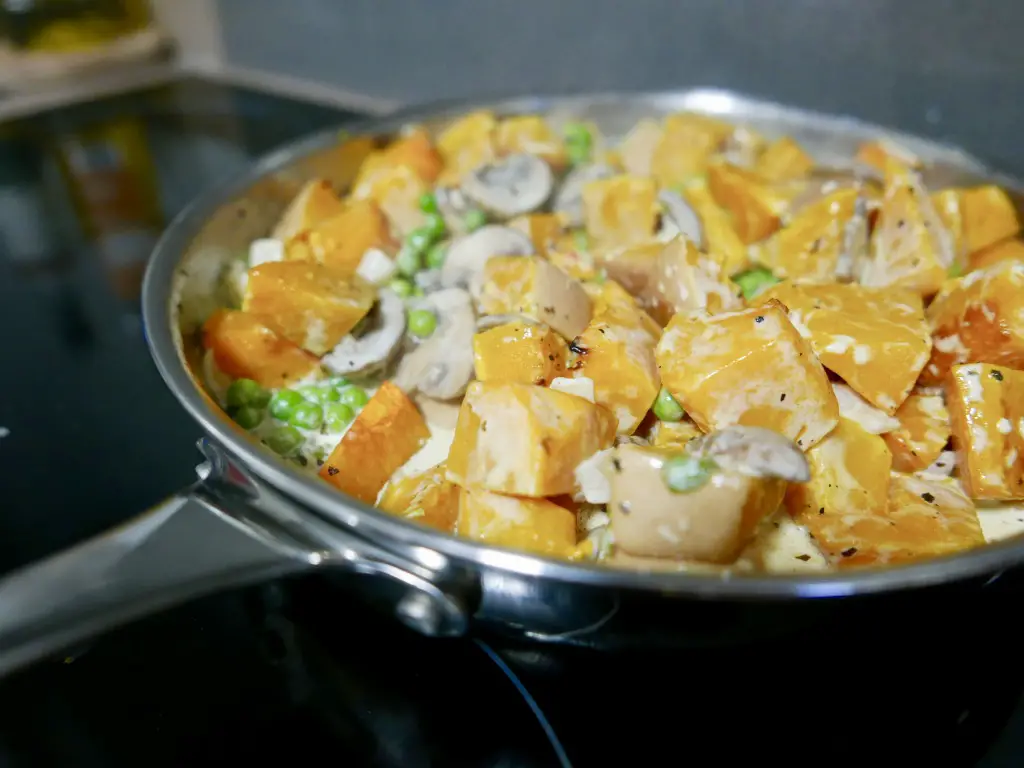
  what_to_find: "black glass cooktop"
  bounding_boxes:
[0,77,1023,768]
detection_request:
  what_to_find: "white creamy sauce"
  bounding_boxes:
[977,502,1024,543]
[833,383,900,434]
[550,376,596,403]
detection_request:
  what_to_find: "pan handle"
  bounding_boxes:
[0,439,472,678]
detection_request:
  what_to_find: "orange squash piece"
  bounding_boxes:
[923,260,1024,383]
[456,488,578,558]
[947,364,1024,500]
[377,464,460,533]
[581,175,659,248]
[509,213,564,258]
[680,181,749,275]
[350,163,428,237]
[762,281,930,413]
[970,238,1024,272]
[648,418,703,449]
[650,112,734,186]
[319,381,431,504]
[285,199,395,277]
[933,186,1020,259]
[202,309,319,388]
[882,391,951,473]
[583,279,663,340]
[272,179,347,241]
[646,236,740,325]
[436,110,497,183]
[858,156,954,296]
[655,300,838,450]
[855,139,921,174]
[473,321,568,386]
[754,136,815,182]
[750,188,859,282]
[243,260,376,356]
[495,115,566,168]
[446,381,617,497]
[706,161,790,244]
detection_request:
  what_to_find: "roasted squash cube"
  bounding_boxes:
[436,110,497,183]
[707,161,789,244]
[243,260,376,356]
[544,238,603,283]
[594,240,662,301]
[855,139,921,174]
[650,112,734,186]
[933,185,1020,258]
[446,381,616,497]
[456,488,577,558]
[680,181,748,275]
[858,157,954,296]
[495,115,566,168]
[649,236,741,324]
[581,175,659,248]
[648,418,703,449]
[799,472,983,568]
[272,179,347,241]
[320,381,431,503]
[656,301,838,449]
[202,309,318,388]
[351,163,428,237]
[749,188,859,282]
[754,136,815,182]
[284,199,395,278]
[618,118,663,176]
[882,391,951,473]
[473,321,567,385]
[583,279,662,339]
[947,364,1024,500]
[923,260,1024,383]
[508,213,564,258]
[478,255,592,340]
[378,464,460,533]
[970,238,1024,272]
[762,281,930,413]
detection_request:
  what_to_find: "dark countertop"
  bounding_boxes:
[0,77,1023,768]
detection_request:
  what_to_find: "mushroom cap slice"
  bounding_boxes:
[688,426,810,483]
[440,225,534,297]
[553,162,616,227]
[394,288,476,400]
[461,153,554,218]
[657,189,704,248]
[321,289,407,377]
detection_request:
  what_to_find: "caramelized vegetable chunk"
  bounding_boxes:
[754,136,815,181]
[656,301,838,450]
[947,364,1024,500]
[285,199,395,278]
[680,181,748,275]
[650,113,734,186]
[378,464,460,532]
[436,110,497,183]
[933,186,1020,258]
[648,236,740,324]
[495,115,566,168]
[202,309,318,388]
[749,188,859,282]
[446,381,616,496]
[243,260,376,356]
[473,321,567,385]
[923,260,1024,383]
[272,179,347,241]
[581,175,659,247]
[883,392,951,473]
[858,157,954,296]
[970,238,1024,272]
[478,255,592,340]
[319,381,431,503]
[762,281,930,413]
[456,488,577,557]
[706,161,789,243]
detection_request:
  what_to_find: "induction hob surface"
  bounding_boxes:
[0,78,1023,768]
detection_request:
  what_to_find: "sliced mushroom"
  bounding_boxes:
[414,267,445,294]
[553,162,616,227]
[607,442,789,564]
[475,312,539,331]
[657,189,704,248]
[435,186,473,236]
[321,289,406,377]
[461,153,554,218]
[394,288,476,400]
[440,225,534,297]
[687,426,810,483]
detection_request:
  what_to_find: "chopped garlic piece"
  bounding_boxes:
[574,447,613,504]
[356,247,397,285]
[249,238,285,267]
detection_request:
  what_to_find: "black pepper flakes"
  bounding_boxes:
[795,554,812,562]
[897,219,906,229]
[481,421,488,432]
[543,305,556,315]
[991,370,1004,381]
[548,354,555,361]
[809,238,822,254]
[296,455,308,467]
[841,547,858,557]
[921,492,936,503]
[612,458,623,473]
[780,393,786,402]
[316,458,325,467]
[818,507,825,515]
[569,340,589,355]
[755,315,765,324]
[327,466,340,476]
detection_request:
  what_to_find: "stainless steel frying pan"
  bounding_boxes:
[2,89,1022,678]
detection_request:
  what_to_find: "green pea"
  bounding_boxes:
[390,276,415,297]
[463,209,487,232]
[289,401,323,430]
[324,402,355,432]
[328,375,350,389]
[231,405,264,430]
[226,378,270,409]
[408,308,438,338]
[338,385,369,409]
[418,191,439,214]
[264,425,304,456]
[395,246,422,277]
[564,122,593,166]
[661,454,718,493]
[300,385,340,404]
[948,262,964,278]
[411,286,425,297]
[424,212,447,239]
[406,227,434,255]
[731,267,781,301]
[269,389,305,420]
[425,241,448,269]
[572,230,590,251]
[563,122,593,146]
[652,388,685,422]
